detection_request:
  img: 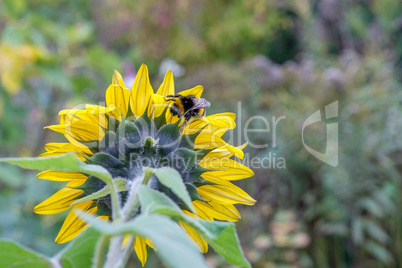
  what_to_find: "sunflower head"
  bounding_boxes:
[35,64,255,265]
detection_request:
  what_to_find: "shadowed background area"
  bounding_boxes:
[1,0,402,267]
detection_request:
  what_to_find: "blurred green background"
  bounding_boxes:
[1,0,402,267]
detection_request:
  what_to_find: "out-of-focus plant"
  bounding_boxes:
[1,0,402,267]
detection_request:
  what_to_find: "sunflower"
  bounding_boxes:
[35,64,255,266]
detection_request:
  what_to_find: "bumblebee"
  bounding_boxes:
[165,94,211,124]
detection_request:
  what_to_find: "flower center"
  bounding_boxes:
[73,111,214,218]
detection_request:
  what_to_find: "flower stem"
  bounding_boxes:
[108,180,123,222]
[93,235,109,268]
[122,168,154,220]
[103,236,125,268]
[115,236,135,268]
[103,168,154,267]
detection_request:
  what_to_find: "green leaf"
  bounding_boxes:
[0,154,123,219]
[365,241,392,264]
[364,219,389,244]
[165,148,197,173]
[138,186,251,268]
[0,240,52,268]
[77,213,209,268]
[0,154,113,185]
[71,178,127,205]
[56,228,102,268]
[154,167,195,213]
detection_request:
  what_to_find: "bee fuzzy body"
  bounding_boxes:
[165,94,211,125]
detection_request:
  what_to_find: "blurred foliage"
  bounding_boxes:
[1,0,402,267]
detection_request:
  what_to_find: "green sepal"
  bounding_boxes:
[125,99,136,121]
[178,202,195,213]
[99,131,117,152]
[153,106,169,129]
[71,178,127,206]
[86,152,122,169]
[183,164,210,183]
[141,137,158,167]
[71,176,105,195]
[105,115,121,132]
[144,137,159,148]
[118,121,141,144]
[195,147,215,161]
[77,140,100,155]
[117,121,142,158]
[154,167,195,213]
[193,177,218,187]
[179,127,206,149]
[96,199,112,217]
[165,148,198,173]
[156,120,181,157]
[134,112,156,144]
[185,183,205,202]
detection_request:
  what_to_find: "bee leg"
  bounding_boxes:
[165,94,181,98]
[170,104,182,117]
[179,113,192,130]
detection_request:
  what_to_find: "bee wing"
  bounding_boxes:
[193,98,211,109]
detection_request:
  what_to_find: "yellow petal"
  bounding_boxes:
[112,70,127,87]
[98,215,109,221]
[45,124,65,134]
[201,169,253,181]
[105,84,131,119]
[178,85,203,98]
[37,170,87,182]
[221,143,244,159]
[122,235,130,248]
[202,143,247,160]
[59,108,108,127]
[122,236,155,252]
[202,113,236,129]
[156,70,175,96]
[46,121,105,148]
[130,64,154,118]
[54,108,108,143]
[55,201,96,244]
[193,127,227,148]
[193,200,240,222]
[148,94,170,118]
[135,236,148,267]
[66,120,105,141]
[146,238,156,250]
[66,179,86,187]
[199,159,254,180]
[197,180,256,206]
[182,113,236,136]
[192,202,214,221]
[180,222,208,253]
[34,188,84,215]
[40,143,90,161]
